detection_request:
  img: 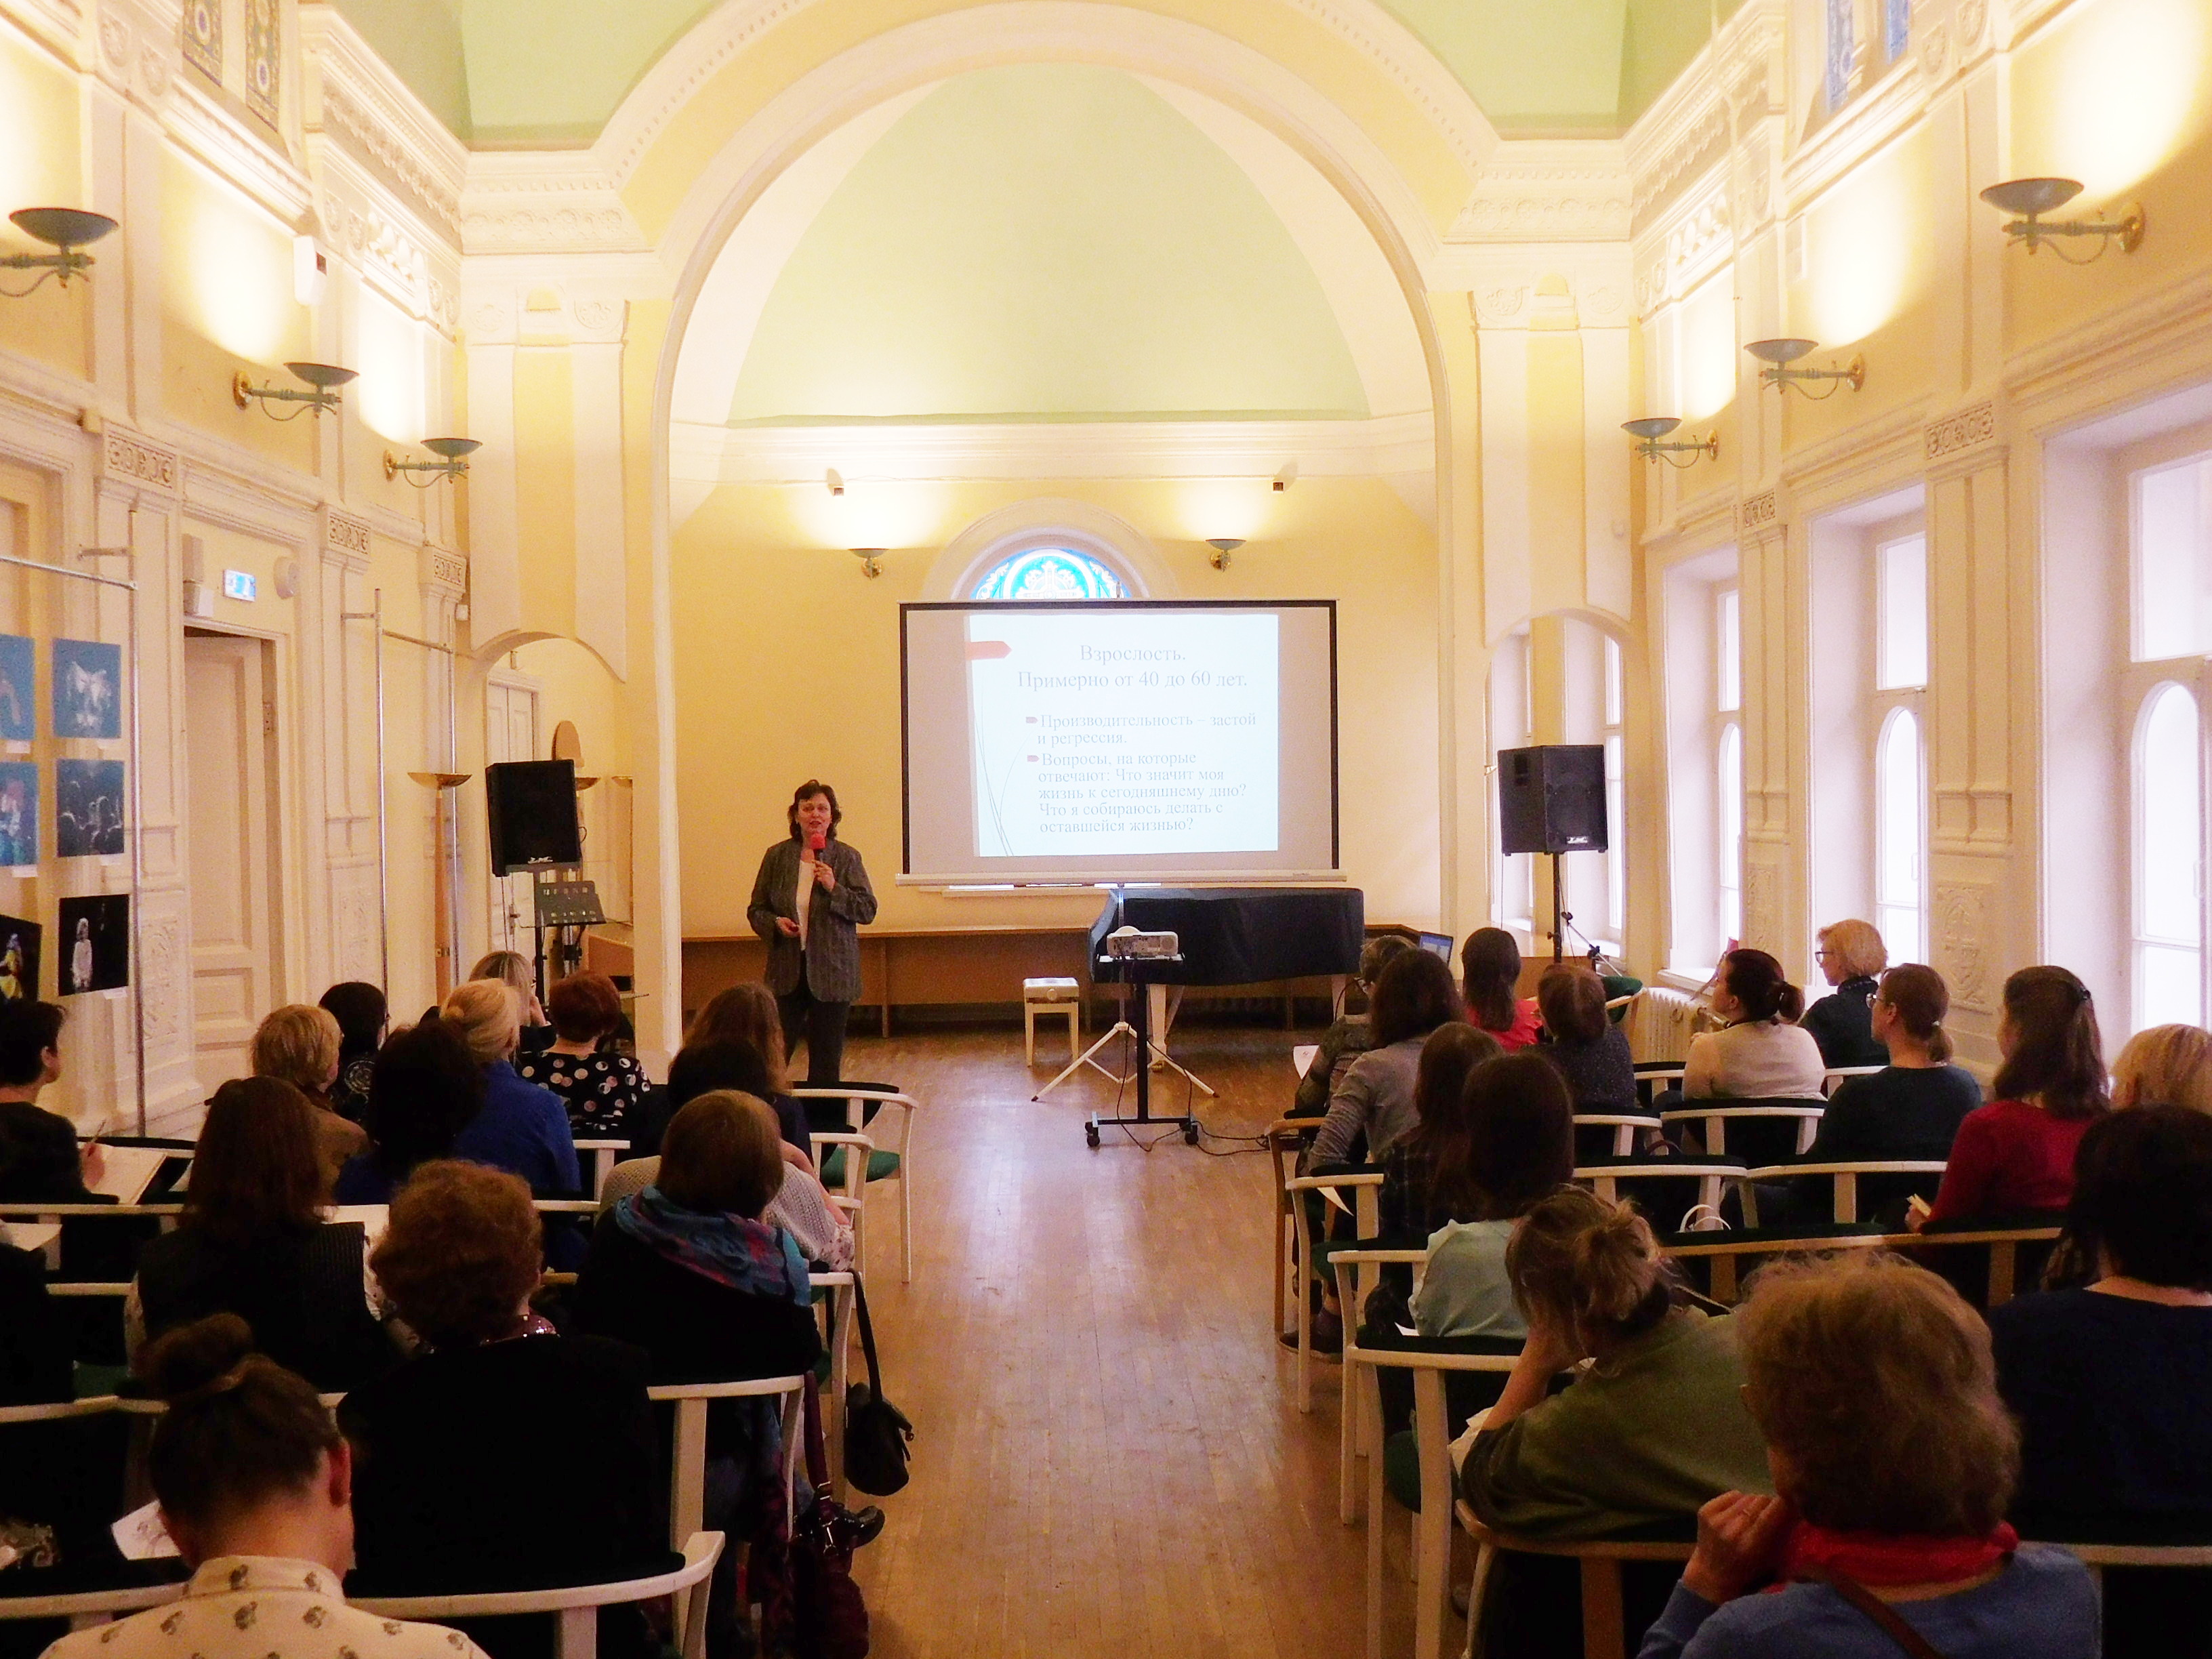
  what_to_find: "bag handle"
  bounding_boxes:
[851,1271,884,1399]
[1798,1567,1951,1659]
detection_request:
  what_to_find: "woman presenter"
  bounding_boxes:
[746,779,879,1085]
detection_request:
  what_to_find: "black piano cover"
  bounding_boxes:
[1088,888,1366,986]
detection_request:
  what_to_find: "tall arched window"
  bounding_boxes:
[1875,707,1925,963]
[1718,722,1743,943]
[970,546,1127,600]
[2135,682,2205,1028]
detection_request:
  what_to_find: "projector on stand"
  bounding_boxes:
[1103,926,1179,961]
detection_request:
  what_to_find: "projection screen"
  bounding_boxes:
[901,600,1340,884]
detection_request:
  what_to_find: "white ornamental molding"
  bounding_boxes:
[300,7,468,234]
[1739,489,1779,535]
[1626,0,1784,221]
[321,507,373,568]
[100,426,180,493]
[1925,400,1997,460]
[320,81,464,234]
[459,193,649,256]
[420,546,468,600]
[1450,148,1631,244]
[571,298,628,342]
[1471,285,1527,327]
[1932,881,1994,1012]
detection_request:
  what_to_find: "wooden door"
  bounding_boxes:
[485,677,539,955]
[183,632,278,1086]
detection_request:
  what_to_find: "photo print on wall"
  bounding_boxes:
[52,639,122,739]
[0,916,41,1001]
[0,762,39,867]
[0,636,33,743]
[56,760,126,857]
[58,893,128,994]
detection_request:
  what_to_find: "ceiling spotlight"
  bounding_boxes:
[826,468,845,497]
[1746,337,1864,400]
[384,437,480,486]
[1,207,118,298]
[1980,177,2144,262]
[1205,537,1245,570]
[1622,417,1717,468]
[849,547,885,578]
[233,361,358,419]
[1273,462,1298,493]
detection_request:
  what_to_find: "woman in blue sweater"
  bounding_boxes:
[1638,1254,2097,1659]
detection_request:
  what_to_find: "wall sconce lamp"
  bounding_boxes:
[1,207,118,298]
[849,547,885,578]
[1205,537,1245,570]
[233,361,357,419]
[1980,178,2144,262]
[384,438,480,485]
[1622,417,1718,468]
[1746,337,1864,399]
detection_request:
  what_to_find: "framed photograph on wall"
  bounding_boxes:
[0,762,39,867]
[56,760,126,857]
[0,636,33,743]
[0,916,42,1001]
[52,639,123,740]
[58,893,128,994]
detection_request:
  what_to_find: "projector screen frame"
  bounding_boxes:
[898,597,1341,887]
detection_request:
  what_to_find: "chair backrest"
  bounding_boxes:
[646,1376,808,1552]
[1288,1169,1385,1238]
[1659,1098,1824,1162]
[1454,1513,1695,1659]
[1739,1160,1948,1225]
[1573,1159,1744,1227]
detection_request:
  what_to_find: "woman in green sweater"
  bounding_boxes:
[1459,1187,1771,1658]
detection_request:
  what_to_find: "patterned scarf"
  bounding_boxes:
[612,1185,811,1305]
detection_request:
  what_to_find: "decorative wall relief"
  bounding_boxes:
[1740,491,1780,535]
[1933,882,1994,1010]
[1925,401,1997,460]
[244,0,280,127]
[180,0,219,84]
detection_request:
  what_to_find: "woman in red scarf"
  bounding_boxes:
[1637,1254,2099,1658]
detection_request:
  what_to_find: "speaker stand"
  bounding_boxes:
[1548,851,1566,963]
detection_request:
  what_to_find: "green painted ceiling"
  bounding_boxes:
[332,0,1733,145]
[725,66,1370,424]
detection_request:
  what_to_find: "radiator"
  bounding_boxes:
[1624,984,1710,1064]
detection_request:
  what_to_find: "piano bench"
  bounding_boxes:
[1023,978,1082,1065]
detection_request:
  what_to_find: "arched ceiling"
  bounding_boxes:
[331,0,1740,145]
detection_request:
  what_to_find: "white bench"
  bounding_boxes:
[1022,977,1082,1063]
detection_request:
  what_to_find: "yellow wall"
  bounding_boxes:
[670,476,1443,939]
[0,32,88,381]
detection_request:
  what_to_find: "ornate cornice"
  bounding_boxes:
[321,506,372,567]
[99,426,179,493]
[1450,142,1630,244]
[419,545,468,601]
[1925,399,1997,460]
[300,5,467,235]
[1625,0,1782,225]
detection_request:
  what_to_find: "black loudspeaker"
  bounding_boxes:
[486,760,581,874]
[1498,745,1608,855]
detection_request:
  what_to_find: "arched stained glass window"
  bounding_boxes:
[970,547,1128,601]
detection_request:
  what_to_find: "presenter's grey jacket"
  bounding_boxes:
[747,836,879,1002]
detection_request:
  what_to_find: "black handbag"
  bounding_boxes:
[842,1275,913,1497]
[788,1377,869,1659]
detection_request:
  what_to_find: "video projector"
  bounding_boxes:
[1103,926,1180,960]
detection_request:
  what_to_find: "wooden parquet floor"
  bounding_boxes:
[836,1022,1452,1659]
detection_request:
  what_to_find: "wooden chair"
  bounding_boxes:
[1265,1118,1316,1330]
[1574,1113,1663,1158]
[1328,1324,1519,1659]
[647,1377,806,1630]
[1658,1101,1825,1162]
[809,1269,857,1498]
[1330,1247,1427,1525]
[0,1580,184,1632]
[1282,1169,1383,1413]
[808,1130,876,1271]
[356,1532,724,1659]
[1631,1063,1687,1109]
[1573,1159,1745,1224]
[573,1139,630,1200]
[1821,1065,1885,1096]
[1664,1223,2062,1307]
[793,1086,918,1283]
[1454,1514,1693,1659]
[1734,1160,1948,1227]
[0,1204,180,1271]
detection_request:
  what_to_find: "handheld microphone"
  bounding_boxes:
[806,830,827,854]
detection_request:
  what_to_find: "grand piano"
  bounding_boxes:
[1086,887,1367,990]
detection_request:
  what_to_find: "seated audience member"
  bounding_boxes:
[131,1078,398,1392]
[249,1004,368,1191]
[1639,1254,2097,1659]
[468,950,553,1052]
[685,983,837,1145]
[341,1162,662,1658]
[0,1239,68,1405]
[437,979,581,1198]
[0,1000,107,1203]
[1782,964,1980,1226]
[1684,949,1825,1101]
[1914,965,2106,1229]
[2110,1021,2212,1113]
[518,971,647,1140]
[1304,948,1470,1170]
[1798,919,1890,1069]
[598,1142,855,1270]
[1463,927,1541,1050]
[319,980,387,1123]
[39,1313,493,1659]
[1536,962,1637,1151]
[1376,1023,1504,1242]
[668,1039,814,1168]
[1290,934,1416,1118]
[575,1092,833,1654]
[1416,1052,1576,1340]
[332,1021,485,1203]
[1460,1189,1770,1659]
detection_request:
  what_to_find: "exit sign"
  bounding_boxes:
[222,570,257,601]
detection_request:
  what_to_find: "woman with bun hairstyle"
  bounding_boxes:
[38,1313,493,1659]
[1683,949,1825,1100]
[1462,927,1542,1050]
[1460,1189,1769,1658]
[1913,966,2107,1228]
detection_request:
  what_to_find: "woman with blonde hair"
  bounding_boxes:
[467,948,552,1051]
[2111,1022,2212,1113]
[1640,1254,2097,1658]
[249,1002,367,1187]
[1800,920,1889,1068]
[439,979,579,1202]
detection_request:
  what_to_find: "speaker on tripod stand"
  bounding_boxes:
[1497,745,1608,961]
